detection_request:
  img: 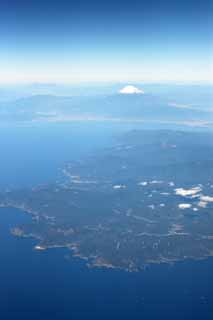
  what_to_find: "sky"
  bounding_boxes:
[0,0,212,84]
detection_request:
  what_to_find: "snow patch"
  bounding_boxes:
[119,85,144,94]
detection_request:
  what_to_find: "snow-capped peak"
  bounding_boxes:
[119,85,144,94]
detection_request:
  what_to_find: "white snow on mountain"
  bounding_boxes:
[119,85,144,94]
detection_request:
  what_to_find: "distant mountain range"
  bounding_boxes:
[0,87,212,126]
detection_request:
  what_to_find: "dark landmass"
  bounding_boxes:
[0,91,212,127]
[1,130,213,271]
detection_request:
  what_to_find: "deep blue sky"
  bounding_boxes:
[0,0,212,83]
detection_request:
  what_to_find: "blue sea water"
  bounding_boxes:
[0,122,121,189]
[0,123,213,319]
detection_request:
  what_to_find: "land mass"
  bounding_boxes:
[1,130,213,271]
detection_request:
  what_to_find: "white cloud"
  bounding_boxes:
[175,187,202,197]
[197,195,213,208]
[138,181,148,186]
[193,207,199,211]
[198,201,207,208]
[150,180,163,184]
[169,182,175,187]
[148,204,155,210]
[200,195,213,202]
[113,185,126,189]
[178,203,192,209]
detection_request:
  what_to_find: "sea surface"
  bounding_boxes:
[0,122,213,319]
